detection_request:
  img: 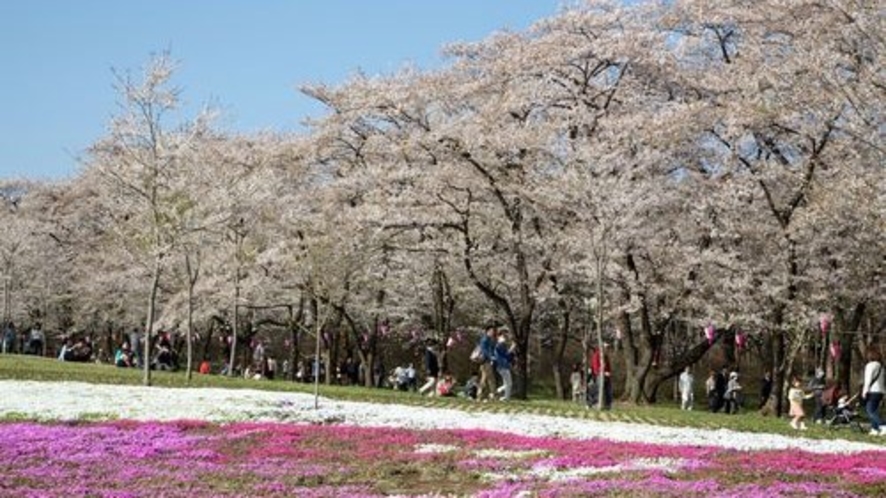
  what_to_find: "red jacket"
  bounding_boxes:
[591,348,612,377]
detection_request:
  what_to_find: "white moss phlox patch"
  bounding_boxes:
[474,448,548,459]
[414,443,460,454]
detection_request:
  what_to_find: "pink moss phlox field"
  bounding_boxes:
[1,421,884,497]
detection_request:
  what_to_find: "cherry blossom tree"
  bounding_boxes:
[87,52,217,385]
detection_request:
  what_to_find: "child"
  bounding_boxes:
[788,376,813,430]
[570,363,584,403]
[437,373,455,397]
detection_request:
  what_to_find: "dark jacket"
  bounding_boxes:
[479,334,496,364]
[494,341,512,370]
[424,347,439,377]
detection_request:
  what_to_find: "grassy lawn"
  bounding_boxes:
[0,354,876,443]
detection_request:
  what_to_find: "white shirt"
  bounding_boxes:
[863,361,885,397]
[679,371,694,395]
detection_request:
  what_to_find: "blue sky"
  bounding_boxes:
[0,1,565,180]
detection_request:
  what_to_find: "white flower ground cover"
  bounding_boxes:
[2,380,883,455]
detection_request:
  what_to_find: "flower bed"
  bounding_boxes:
[2,420,885,497]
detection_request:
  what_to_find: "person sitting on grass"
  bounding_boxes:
[57,337,74,361]
[114,342,135,368]
[198,358,212,375]
[151,340,175,371]
[462,373,479,400]
[61,337,92,362]
[436,373,456,397]
[389,366,411,391]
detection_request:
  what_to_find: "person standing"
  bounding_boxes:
[266,356,277,380]
[2,322,15,354]
[494,332,515,401]
[705,370,719,412]
[678,366,695,411]
[724,371,743,414]
[862,348,885,436]
[28,323,44,356]
[253,339,266,377]
[475,327,497,402]
[591,342,613,410]
[713,367,728,413]
[419,340,440,396]
[807,368,827,424]
[128,328,143,368]
[759,371,773,410]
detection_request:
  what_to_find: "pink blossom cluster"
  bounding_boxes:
[0,421,883,497]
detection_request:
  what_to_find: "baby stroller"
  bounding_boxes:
[825,393,864,432]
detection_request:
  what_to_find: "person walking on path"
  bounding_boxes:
[788,376,813,430]
[590,342,613,410]
[724,371,743,414]
[475,328,498,402]
[419,340,440,396]
[678,366,695,411]
[862,348,885,436]
[758,371,773,410]
[494,332,515,401]
[807,368,827,424]
[706,370,719,412]
[714,367,728,413]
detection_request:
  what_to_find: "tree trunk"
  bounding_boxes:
[432,261,454,373]
[228,284,241,377]
[836,303,866,395]
[645,335,715,403]
[552,304,570,400]
[621,301,655,403]
[288,300,303,382]
[143,254,162,386]
[185,254,197,382]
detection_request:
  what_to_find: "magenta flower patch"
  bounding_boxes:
[0,421,883,497]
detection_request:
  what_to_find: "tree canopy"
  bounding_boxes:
[1,1,883,405]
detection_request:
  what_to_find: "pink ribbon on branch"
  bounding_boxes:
[704,324,716,345]
[819,313,831,337]
[829,341,841,360]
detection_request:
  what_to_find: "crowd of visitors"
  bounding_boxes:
[3,318,884,436]
[1,321,47,356]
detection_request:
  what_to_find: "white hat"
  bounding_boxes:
[729,371,738,379]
